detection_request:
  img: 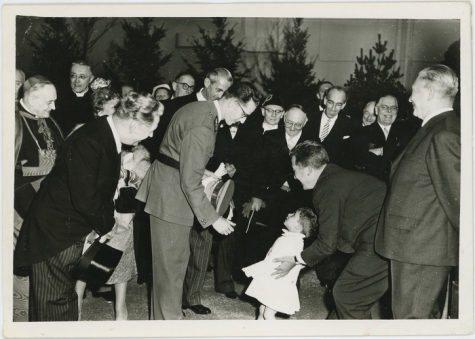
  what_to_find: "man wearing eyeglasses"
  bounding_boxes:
[136,82,259,320]
[52,60,95,136]
[146,69,233,161]
[308,86,358,169]
[171,72,196,99]
[226,95,286,282]
[353,94,416,183]
[250,105,315,259]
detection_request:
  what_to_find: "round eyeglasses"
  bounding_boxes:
[176,82,195,91]
[264,107,284,116]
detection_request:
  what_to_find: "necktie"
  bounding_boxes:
[320,119,331,141]
[383,127,389,140]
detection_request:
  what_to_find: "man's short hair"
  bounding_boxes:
[206,68,233,85]
[296,207,318,238]
[375,93,398,105]
[71,60,93,74]
[417,64,459,100]
[327,86,348,103]
[290,140,329,170]
[317,80,333,92]
[174,72,195,82]
[223,81,260,106]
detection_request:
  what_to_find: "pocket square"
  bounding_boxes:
[343,135,350,139]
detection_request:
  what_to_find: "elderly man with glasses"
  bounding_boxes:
[241,104,315,267]
[352,94,417,183]
[53,60,95,136]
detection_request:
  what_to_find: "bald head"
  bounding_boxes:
[24,83,57,118]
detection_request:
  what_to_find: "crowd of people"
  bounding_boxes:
[13,59,460,322]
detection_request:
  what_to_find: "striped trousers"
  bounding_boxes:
[182,222,235,306]
[29,239,84,322]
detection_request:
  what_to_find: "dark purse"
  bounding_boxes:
[115,169,141,213]
[72,238,123,285]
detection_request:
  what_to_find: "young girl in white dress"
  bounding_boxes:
[242,207,317,320]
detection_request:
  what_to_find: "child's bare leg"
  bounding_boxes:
[263,306,277,320]
[257,304,265,320]
[75,280,87,321]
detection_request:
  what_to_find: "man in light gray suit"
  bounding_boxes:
[137,82,259,320]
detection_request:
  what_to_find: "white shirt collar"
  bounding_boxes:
[262,121,279,132]
[107,116,122,154]
[196,88,207,102]
[285,131,302,150]
[213,100,223,122]
[281,229,306,238]
[378,122,392,133]
[73,87,89,97]
[421,108,453,126]
[320,111,338,136]
[19,99,36,116]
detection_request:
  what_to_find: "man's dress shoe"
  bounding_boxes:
[183,304,211,314]
[225,291,239,299]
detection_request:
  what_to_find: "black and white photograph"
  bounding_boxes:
[3,1,473,338]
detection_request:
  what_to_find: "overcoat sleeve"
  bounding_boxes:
[300,185,343,266]
[66,137,117,236]
[180,126,220,228]
[426,128,460,232]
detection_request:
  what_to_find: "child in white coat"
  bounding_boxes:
[242,207,317,320]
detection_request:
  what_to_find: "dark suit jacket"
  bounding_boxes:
[260,125,315,195]
[301,163,387,267]
[352,120,416,182]
[137,100,220,228]
[52,87,94,136]
[306,111,358,169]
[375,110,460,267]
[14,117,120,267]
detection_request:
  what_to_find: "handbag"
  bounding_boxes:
[115,169,141,213]
[72,238,123,285]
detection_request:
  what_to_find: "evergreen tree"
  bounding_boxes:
[345,34,407,119]
[27,17,81,89]
[183,18,249,82]
[71,18,118,61]
[260,18,317,108]
[104,18,172,93]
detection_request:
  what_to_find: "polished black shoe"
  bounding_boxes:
[183,304,211,314]
[225,291,239,299]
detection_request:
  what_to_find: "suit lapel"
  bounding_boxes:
[327,115,343,140]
